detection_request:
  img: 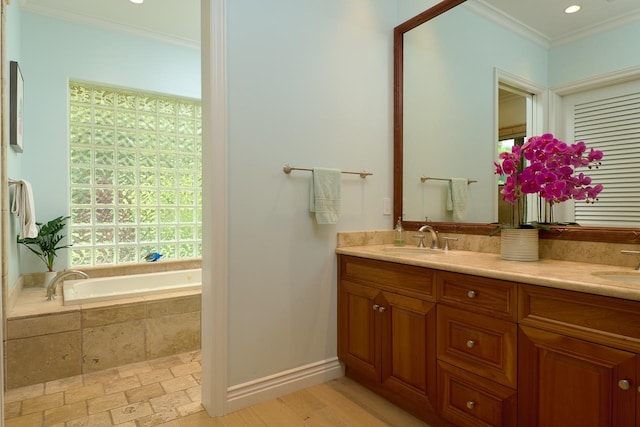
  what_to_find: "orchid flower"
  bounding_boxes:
[494,133,604,227]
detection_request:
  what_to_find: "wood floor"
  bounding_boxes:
[158,377,431,427]
[5,348,430,426]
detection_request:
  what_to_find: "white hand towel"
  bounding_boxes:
[446,178,469,222]
[309,168,341,224]
[11,180,38,238]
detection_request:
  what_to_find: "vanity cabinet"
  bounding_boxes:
[518,284,640,427]
[337,253,640,426]
[338,256,438,420]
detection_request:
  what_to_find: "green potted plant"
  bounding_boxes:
[17,216,72,286]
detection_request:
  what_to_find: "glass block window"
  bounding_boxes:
[69,81,202,266]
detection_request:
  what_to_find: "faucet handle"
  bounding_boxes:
[413,233,426,248]
[443,237,458,251]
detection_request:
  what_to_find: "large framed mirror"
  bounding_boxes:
[394,0,640,244]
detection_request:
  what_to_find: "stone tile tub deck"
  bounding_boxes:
[5,265,201,390]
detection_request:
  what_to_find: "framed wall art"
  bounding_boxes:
[10,61,24,153]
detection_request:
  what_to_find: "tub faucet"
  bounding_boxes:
[417,225,439,249]
[46,270,89,301]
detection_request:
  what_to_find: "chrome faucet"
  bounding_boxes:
[46,270,89,301]
[417,225,439,249]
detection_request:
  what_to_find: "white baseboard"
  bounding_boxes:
[226,357,344,413]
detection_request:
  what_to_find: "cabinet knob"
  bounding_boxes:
[467,290,477,299]
[466,340,475,348]
[372,304,380,311]
[378,306,386,313]
[619,379,631,390]
[466,401,476,409]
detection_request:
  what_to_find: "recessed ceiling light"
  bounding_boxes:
[130,0,144,4]
[564,5,581,14]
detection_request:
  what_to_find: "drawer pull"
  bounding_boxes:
[619,379,631,390]
[467,290,477,299]
[466,401,476,409]
[466,340,475,348]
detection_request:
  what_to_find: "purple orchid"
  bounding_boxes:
[495,133,603,227]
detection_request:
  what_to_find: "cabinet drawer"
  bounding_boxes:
[438,306,517,388]
[438,361,517,427]
[519,284,640,353]
[437,271,517,321]
[339,255,435,301]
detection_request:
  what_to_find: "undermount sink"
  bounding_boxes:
[383,246,439,255]
[592,271,640,284]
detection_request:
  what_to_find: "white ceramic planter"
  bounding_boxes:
[500,228,539,262]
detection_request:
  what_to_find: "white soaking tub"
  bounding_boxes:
[62,268,201,305]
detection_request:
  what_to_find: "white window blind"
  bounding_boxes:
[572,90,640,226]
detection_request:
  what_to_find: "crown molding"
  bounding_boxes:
[20,1,200,50]
[466,0,640,50]
[464,0,550,49]
[550,9,640,48]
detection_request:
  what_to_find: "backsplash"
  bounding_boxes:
[338,230,639,268]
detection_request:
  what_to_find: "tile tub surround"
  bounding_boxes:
[338,230,640,268]
[6,289,201,389]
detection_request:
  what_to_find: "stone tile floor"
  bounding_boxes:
[4,350,203,427]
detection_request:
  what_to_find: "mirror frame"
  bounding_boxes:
[393,0,640,244]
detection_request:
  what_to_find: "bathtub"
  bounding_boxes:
[62,268,202,305]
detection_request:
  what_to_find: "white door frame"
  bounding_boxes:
[494,68,549,222]
[200,0,229,417]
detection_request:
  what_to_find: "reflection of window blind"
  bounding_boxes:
[573,91,640,226]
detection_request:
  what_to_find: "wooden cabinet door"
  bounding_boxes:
[637,357,640,427]
[519,325,637,427]
[338,280,381,383]
[379,290,437,412]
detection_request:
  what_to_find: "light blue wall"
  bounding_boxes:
[549,20,640,87]
[397,0,441,24]
[226,0,395,385]
[6,2,21,60]
[10,12,200,279]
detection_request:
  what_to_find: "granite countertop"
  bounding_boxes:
[337,245,640,302]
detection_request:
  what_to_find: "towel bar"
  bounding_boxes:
[420,176,476,184]
[283,165,372,179]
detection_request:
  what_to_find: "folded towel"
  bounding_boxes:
[446,178,469,222]
[309,168,341,224]
[11,180,38,238]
